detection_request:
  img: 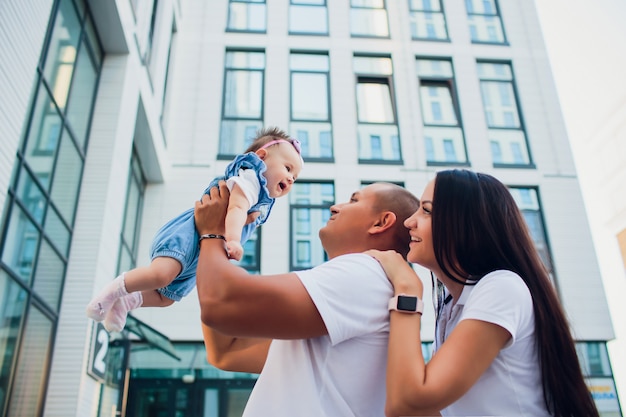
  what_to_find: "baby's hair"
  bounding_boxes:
[245,127,296,153]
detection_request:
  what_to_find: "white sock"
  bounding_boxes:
[103,291,143,332]
[86,273,129,321]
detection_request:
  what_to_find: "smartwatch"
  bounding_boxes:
[388,294,424,314]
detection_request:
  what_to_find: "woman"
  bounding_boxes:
[367,169,598,417]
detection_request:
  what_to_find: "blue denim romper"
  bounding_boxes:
[151,153,275,301]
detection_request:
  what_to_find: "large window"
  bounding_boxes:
[0,0,102,414]
[477,61,532,167]
[416,58,468,165]
[575,342,622,415]
[409,0,449,41]
[508,187,553,275]
[465,0,506,44]
[117,152,146,275]
[290,52,333,161]
[350,0,389,38]
[218,50,265,158]
[226,0,266,33]
[289,0,328,35]
[354,56,402,164]
[289,182,334,270]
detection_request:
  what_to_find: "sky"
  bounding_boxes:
[534,0,626,409]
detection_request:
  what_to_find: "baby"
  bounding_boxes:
[86,127,303,332]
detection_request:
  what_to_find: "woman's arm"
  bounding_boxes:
[366,250,511,416]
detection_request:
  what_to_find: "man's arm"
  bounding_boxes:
[201,325,270,373]
[194,182,328,368]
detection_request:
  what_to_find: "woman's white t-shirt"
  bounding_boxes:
[437,270,551,416]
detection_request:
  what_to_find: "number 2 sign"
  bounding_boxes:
[87,322,109,382]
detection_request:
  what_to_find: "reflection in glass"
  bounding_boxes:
[24,88,63,190]
[290,183,334,270]
[7,306,53,417]
[0,272,27,413]
[33,240,65,310]
[219,120,264,156]
[223,70,263,119]
[292,73,328,120]
[65,37,98,149]
[1,206,40,282]
[289,4,328,35]
[44,206,71,256]
[465,0,505,43]
[351,4,389,37]
[357,124,401,161]
[356,83,394,123]
[480,81,520,127]
[227,1,266,32]
[16,167,46,225]
[43,0,81,109]
[509,187,552,272]
[50,130,82,226]
[409,0,448,40]
[423,127,466,163]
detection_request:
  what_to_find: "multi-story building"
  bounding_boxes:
[0,0,621,416]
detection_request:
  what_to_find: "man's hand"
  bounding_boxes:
[195,180,230,235]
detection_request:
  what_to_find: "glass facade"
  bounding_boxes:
[0,0,102,414]
[0,0,620,415]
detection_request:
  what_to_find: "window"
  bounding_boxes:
[232,229,261,273]
[409,0,449,41]
[289,182,334,270]
[0,0,102,414]
[508,187,553,274]
[354,56,402,163]
[350,0,389,38]
[117,152,146,275]
[290,52,333,161]
[289,0,328,35]
[478,61,532,167]
[227,0,266,33]
[218,50,265,158]
[465,0,506,44]
[416,58,468,165]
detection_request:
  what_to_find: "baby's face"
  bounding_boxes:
[258,143,303,198]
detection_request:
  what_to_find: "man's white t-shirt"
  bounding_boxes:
[242,254,393,417]
[437,270,551,416]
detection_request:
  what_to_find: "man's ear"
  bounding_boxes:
[368,211,397,235]
[255,148,268,160]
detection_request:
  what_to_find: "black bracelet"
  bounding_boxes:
[199,234,226,243]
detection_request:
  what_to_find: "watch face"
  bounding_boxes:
[397,295,418,311]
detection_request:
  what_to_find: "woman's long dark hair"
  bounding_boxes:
[432,169,598,417]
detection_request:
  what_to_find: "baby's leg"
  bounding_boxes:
[141,289,176,307]
[123,257,182,293]
[86,257,181,321]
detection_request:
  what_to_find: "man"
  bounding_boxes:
[193,181,420,417]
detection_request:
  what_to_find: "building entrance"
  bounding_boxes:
[127,378,254,417]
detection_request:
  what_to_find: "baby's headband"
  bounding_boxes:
[259,139,304,164]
